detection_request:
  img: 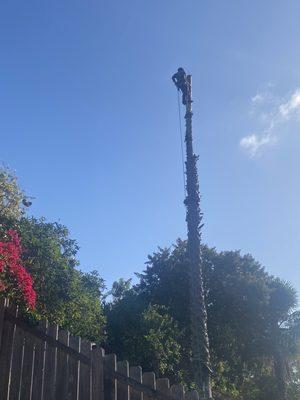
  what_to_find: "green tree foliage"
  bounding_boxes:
[18,217,79,322]
[62,269,106,342]
[17,217,106,343]
[0,167,27,220]
[0,167,106,343]
[106,240,300,399]
[287,357,300,400]
[141,305,182,376]
[1,166,299,398]
[109,278,132,302]
[106,292,182,379]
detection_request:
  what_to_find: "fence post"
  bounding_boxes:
[67,335,80,400]
[117,360,129,400]
[55,329,70,398]
[20,329,36,399]
[129,366,143,400]
[79,339,92,400]
[104,353,117,400]
[32,319,47,400]
[9,315,25,400]
[91,347,104,400]
[185,390,199,400]
[143,372,156,400]
[0,303,17,398]
[43,324,58,400]
[0,298,5,351]
[170,384,185,400]
[156,378,170,395]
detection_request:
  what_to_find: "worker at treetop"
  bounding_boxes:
[172,67,188,105]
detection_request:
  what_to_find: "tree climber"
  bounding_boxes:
[172,67,189,105]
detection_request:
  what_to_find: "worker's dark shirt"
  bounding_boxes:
[172,71,187,90]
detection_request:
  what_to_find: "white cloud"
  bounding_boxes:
[279,90,300,119]
[251,93,265,105]
[240,88,300,156]
[250,89,276,107]
[240,133,274,157]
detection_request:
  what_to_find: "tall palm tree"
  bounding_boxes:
[267,281,300,399]
[177,72,212,398]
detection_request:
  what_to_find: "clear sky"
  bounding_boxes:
[1,1,300,295]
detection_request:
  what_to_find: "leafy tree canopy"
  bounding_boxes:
[106,240,300,399]
[0,167,106,343]
[1,166,299,399]
[0,167,27,220]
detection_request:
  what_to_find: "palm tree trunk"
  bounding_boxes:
[184,75,212,398]
[274,350,288,400]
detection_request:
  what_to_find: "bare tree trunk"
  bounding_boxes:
[184,75,212,399]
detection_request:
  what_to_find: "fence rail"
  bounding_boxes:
[0,298,200,400]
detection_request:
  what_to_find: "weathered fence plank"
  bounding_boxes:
[129,366,143,400]
[55,329,69,399]
[117,360,130,400]
[185,390,199,400]
[31,319,47,400]
[67,335,80,400]
[104,353,117,400]
[0,300,201,400]
[0,298,5,350]
[43,324,58,400]
[170,384,185,400]
[0,304,17,399]
[79,339,91,400]
[9,323,25,400]
[20,331,35,400]
[156,378,170,395]
[92,347,104,400]
[143,372,156,400]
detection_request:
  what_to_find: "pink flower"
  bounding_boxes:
[0,230,36,309]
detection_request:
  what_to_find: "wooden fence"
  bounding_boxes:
[0,298,200,400]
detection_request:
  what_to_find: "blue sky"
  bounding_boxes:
[1,1,300,295]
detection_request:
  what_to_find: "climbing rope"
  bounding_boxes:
[177,90,186,197]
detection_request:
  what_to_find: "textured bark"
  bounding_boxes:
[274,350,288,400]
[184,75,212,398]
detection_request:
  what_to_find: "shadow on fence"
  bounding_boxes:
[0,298,200,400]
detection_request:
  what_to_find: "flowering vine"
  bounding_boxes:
[0,229,36,309]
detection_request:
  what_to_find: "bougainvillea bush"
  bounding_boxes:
[0,229,36,309]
